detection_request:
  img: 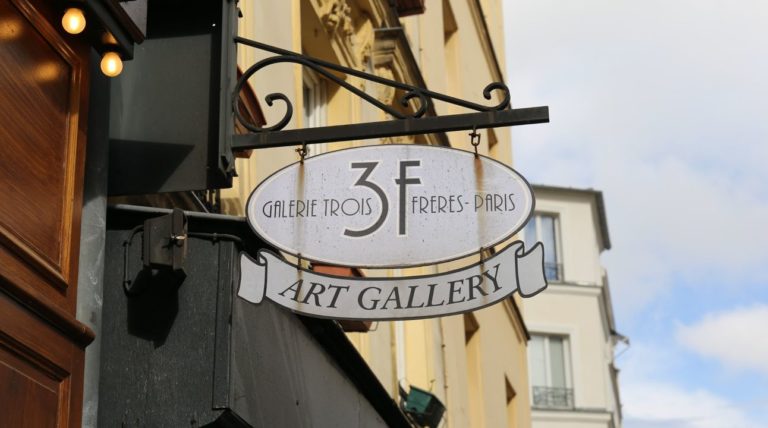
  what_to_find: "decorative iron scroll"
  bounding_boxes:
[233,37,511,133]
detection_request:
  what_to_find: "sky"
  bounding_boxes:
[501,1,768,427]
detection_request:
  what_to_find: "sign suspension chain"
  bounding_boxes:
[469,126,481,157]
[296,142,309,163]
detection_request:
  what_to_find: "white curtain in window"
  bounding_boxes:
[540,216,557,268]
[548,336,567,388]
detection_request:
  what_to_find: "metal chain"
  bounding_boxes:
[469,126,481,157]
[296,142,308,162]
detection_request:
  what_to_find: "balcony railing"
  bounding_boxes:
[532,386,574,409]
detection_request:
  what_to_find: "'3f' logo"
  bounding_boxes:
[344,160,421,238]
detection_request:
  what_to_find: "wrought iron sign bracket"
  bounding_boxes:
[232,37,549,151]
[142,208,188,273]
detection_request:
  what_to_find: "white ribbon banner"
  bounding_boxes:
[238,241,548,320]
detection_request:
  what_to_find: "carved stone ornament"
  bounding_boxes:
[322,0,353,39]
[374,65,396,106]
[355,17,374,69]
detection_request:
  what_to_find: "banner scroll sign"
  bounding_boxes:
[238,241,547,320]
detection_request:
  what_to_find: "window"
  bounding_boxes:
[302,70,327,156]
[528,334,573,409]
[522,214,562,281]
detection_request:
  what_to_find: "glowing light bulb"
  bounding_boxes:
[61,8,86,35]
[100,52,123,77]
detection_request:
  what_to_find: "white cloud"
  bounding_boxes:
[619,342,768,428]
[676,305,768,376]
[503,0,768,317]
[512,97,768,317]
[501,1,768,426]
[623,380,763,428]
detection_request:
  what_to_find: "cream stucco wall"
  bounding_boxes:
[522,187,622,428]
[400,0,512,163]
[527,411,612,428]
[222,0,303,216]
[349,2,530,426]
[526,286,612,409]
[531,189,606,286]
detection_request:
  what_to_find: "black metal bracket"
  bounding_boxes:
[232,37,549,151]
[142,208,188,272]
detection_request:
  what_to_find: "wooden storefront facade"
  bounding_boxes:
[0,0,94,425]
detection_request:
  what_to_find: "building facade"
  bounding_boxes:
[0,1,129,425]
[220,1,534,427]
[0,1,579,427]
[522,185,625,428]
[1,0,422,426]
[355,4,534,427]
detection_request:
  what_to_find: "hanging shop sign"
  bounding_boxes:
[245,145,535,268]
[238,240,547,320]
[238,144,548,320]
[232,40,551,320]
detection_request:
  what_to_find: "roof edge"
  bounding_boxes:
[531,184,612,251]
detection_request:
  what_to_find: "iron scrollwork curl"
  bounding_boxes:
[233,37,511,133]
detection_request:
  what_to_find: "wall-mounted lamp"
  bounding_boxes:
[58,2,140,80]
[399,384,445,428]
[61,7,86,35]
[100,51,123,77]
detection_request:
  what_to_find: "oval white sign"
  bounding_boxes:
[246,145,534,267]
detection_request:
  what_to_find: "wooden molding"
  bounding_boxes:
[0,291,87,427]
[0,0,90,313]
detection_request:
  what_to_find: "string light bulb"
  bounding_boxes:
[61,7,86,34]
[100,51,123,77]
